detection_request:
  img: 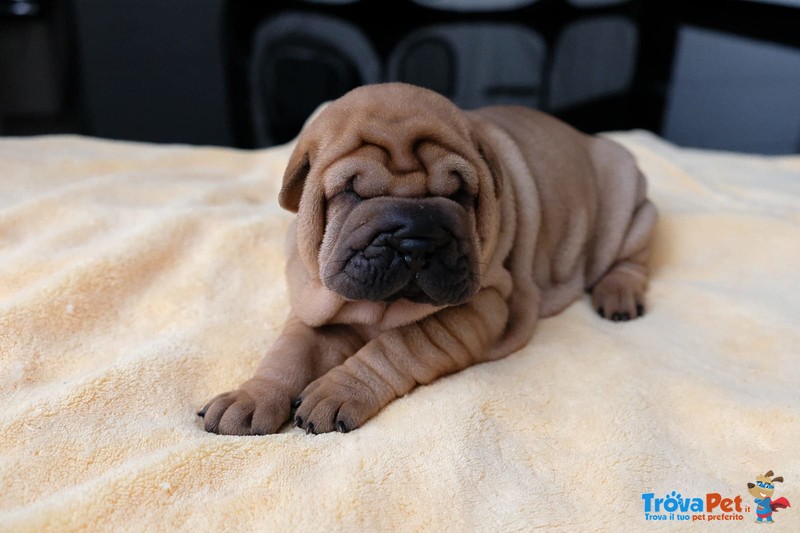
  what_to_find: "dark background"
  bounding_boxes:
[2,0,800,154]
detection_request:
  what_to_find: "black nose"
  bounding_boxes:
[395,238,438,271]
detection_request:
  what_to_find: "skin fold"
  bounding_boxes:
[199,83,658,435]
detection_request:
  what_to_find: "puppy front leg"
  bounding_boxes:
[200,316,364,435]
[293,289,510,434]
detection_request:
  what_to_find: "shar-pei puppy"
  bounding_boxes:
[199,83,658,435]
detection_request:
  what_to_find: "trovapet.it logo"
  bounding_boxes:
[642,470,792,524]
[641,491,746,522]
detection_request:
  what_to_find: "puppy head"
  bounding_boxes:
[280,83,502,307]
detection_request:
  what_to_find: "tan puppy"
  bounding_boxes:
[199,83,657,435]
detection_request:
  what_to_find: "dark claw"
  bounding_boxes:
[336,420,349,433]
[612,312,622,321]
[306,422,315,435]
[598,306,605,318]
[291,398,302,409]
[636,304,644,317]
[621,312,630,321]
[196,409,206,418]
[294,416,303,428]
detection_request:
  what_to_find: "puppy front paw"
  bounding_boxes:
[198,378,292,435]
[293,369,383,434]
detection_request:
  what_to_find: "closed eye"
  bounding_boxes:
[337,176,362,200]
[446,186,476,210]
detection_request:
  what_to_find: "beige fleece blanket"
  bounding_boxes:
[0,132,798,531]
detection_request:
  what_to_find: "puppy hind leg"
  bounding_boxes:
[590,199,657,322]
[591,260,647,321]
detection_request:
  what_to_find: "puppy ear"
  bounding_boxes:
[279,103,334,212]
[765,470,774,478]
[279,150,310,213]
[747,483,755,489]
[772,476,784,483]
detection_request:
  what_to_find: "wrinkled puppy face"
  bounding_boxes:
[319,143,480,305]
[280,84,501,307]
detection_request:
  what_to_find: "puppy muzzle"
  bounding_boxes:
[322,198,479,306]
